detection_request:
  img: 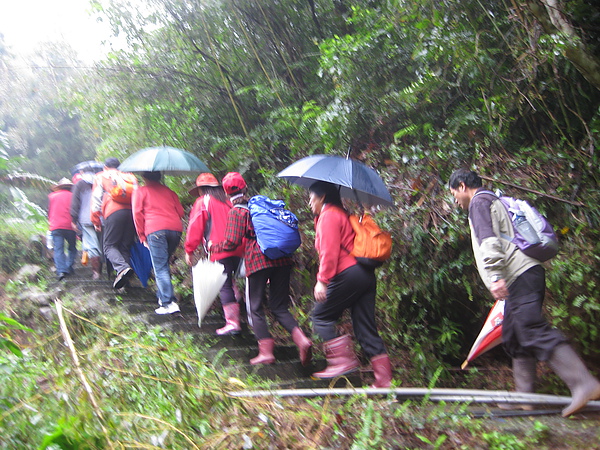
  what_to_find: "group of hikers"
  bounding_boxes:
[47,160,600,416]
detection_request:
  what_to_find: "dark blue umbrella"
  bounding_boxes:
[277,155,393,206]
[130,241,152,288]
[118,146,209,175]
[70,160,104,176]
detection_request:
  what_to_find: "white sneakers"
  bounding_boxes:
[155,302,180,315]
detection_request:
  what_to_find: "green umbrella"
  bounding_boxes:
[118,146,209,175]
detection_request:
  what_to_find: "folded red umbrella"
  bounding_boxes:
[461,299,505,369]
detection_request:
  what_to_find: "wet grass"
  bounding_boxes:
[1,295,599,449]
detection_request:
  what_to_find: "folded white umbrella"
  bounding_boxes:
[192,259,227,327]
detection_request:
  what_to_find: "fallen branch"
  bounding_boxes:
[480,175,585,207]
[55,299,113,449]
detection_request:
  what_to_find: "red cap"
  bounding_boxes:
[222,172,247,195]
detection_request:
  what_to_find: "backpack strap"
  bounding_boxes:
[473,190,513,243]
[203,194,212,245]
[233,202,254,239]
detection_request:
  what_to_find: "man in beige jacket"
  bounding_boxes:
[449,168,600,417]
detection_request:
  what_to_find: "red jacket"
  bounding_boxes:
[131,180,184,243]
[185,194,243,261]
[48,189,75,231]
[314,204,357,284]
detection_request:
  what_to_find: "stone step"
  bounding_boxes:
[56,263,373,389]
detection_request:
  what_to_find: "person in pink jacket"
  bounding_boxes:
[185,173,244,335]
[308,181,392,388]
[132,171,184,314]
[48,177,77,281]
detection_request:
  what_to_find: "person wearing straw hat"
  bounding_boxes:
[185,173,245,333]
[208,172,312,366]
[48,177,77,281]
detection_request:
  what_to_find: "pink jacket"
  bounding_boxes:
[48,190,75,231]
[131,180,184,243]
[185,194,244,261]
[314,204,357,284]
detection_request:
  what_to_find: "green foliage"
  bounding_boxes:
[0,314,32,358]
[350,401,384,449]
[0,221,45,273]
[482,420,550,450]
[1,0,599,368]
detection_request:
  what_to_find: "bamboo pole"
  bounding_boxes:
[229,387,600,409]
[55,299,113,448]
[480,175,585,207]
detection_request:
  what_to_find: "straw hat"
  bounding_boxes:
[188,173,220,196]
[52,177,74,191]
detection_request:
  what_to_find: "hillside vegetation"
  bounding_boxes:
[1,0,599,394]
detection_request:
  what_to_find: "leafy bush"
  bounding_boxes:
[0,222,46,274]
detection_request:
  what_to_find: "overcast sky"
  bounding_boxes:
[0,0,114,62]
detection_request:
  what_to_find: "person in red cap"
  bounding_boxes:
[185,173,244,333]
[209,172,312,366]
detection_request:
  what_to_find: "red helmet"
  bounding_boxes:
[222,172,247,195]
[195,173,219,187]
[188,172,220,196]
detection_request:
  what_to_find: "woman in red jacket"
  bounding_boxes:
[209,172,312,366]
[308,181,392,388]
[132,171,184,315]
[185,173,244,335]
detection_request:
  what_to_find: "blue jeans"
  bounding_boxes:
[147,230,181,307]
[52,229,77,275]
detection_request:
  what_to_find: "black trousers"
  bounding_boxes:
[503,265,566,361]
[246,265,298,340]
[312,264,386,358]
[217,256,241,306]
[102,209,136,274]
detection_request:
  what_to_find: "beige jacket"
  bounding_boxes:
[469,190,539,289]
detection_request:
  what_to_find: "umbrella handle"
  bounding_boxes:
[352,188,364,213]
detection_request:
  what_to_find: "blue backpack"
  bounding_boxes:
[477,190,559,262]
[246,195,301,259]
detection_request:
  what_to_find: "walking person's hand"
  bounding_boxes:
[490,278,509,301]
[314,281,327,302]
[185,252,194,266]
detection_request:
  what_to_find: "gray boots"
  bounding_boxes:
[498,357,536,410]
[549,344,600,417]
[500,346,600,416]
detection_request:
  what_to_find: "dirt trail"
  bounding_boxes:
[61,263,363,390]
[56,264,600,447]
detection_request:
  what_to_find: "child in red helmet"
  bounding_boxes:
[209,172,312,367]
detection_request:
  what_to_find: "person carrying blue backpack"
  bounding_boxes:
[208,172,312,367]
